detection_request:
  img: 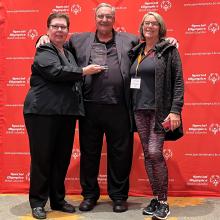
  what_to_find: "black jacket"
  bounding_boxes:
[65,31,139,130]
[129,40,184,133]
[23,43,85,116]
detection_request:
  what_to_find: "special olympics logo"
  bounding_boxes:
[71,4,81,15]
[161,0,172,11]
[163,149,173,160]
[26,172,30,182]
[115,27,126,32]
[210,175,220,186]
[27,29,38,40]
[208,23,219,34]
[26,76,31,84]
[209,123,220,135]
[208,73,220,85]
[72,149,80,159]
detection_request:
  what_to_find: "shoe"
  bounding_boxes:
[79,198,97,211]
[143,198,159,215]
[51,202,75,213]
[153,202,170,220]
[113,200,128,213]
[32,207,46,219]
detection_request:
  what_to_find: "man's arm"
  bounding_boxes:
[36,35,50,48]
[166,37,179,48]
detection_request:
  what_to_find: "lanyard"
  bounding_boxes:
[135,49,154,77]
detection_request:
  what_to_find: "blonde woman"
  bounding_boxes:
[129,12,184,219]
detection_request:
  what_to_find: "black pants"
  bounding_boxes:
[24,114,76,208]
[79,103,133,201]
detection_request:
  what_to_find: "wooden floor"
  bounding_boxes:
[0,194,219,220]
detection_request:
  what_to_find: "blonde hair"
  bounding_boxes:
[139,12,167,41]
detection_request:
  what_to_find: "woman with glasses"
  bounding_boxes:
[129,12,184,219]
[23,13,104,219]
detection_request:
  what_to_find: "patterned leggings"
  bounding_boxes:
[134,110,168,201]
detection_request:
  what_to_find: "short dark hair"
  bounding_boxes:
[47,13,70,29]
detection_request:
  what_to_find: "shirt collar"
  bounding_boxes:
[95,29,115,45]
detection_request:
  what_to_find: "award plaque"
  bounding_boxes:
[90,43,108,70]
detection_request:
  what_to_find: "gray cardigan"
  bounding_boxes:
[129,40,184,133]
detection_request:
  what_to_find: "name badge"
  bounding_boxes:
[130,77,141,89]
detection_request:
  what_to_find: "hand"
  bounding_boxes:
[166,37,179,48]
[36,35,50,48]
[164,113,181,131]
[82,64,105,75]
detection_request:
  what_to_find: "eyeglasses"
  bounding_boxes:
[49,25,68,31]
[143,21,159,27]
[96,14,114,20]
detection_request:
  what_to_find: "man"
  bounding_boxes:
[68,3,138,212]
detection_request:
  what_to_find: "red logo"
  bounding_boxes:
[71,4,81,15]
[208,73,220,85]
[27,29,38,40]
[208,23,219,34]
[161,0,172,11]
[72,149,80,159]
[163,149,173,160]
[209,124,220,135]
[210,175,220,186]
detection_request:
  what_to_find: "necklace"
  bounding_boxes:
[144,47,153,56]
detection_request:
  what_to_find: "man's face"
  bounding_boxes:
[95,6,115,34]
